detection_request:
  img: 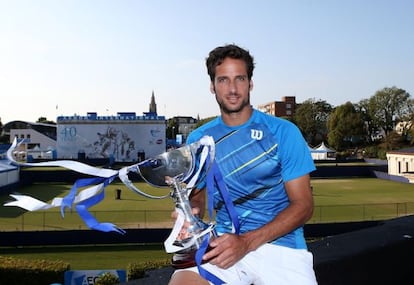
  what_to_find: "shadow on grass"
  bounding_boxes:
[0,183,69,218]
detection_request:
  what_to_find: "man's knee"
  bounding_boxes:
[169,270,210,285]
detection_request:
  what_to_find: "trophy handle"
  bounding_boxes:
[163,176,215,254]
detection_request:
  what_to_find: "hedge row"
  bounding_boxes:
[0,256,70,285]
[0,256,171,284]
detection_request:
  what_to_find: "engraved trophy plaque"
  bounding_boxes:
[134,136,216,268]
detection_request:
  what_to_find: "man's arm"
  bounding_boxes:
[189,188,206,218]
[203,174,314,269]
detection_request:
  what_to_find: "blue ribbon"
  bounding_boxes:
[61,175,124,234]
[207,161,240,234]
[61,177,109,217]
[194,159,240,284]
[195,234,225,285]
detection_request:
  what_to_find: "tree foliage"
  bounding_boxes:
[327,102,365,150]
[368,86,410,136]
[355,99,378,144]
[195,116,217,128]
[293,98,333,146]
[36,117,56,125]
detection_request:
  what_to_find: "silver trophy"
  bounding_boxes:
[4,135,216,269]
[127,136,216,268]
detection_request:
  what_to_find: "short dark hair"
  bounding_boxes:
[206,44,255,82]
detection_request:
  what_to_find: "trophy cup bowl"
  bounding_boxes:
[136,139,215,269]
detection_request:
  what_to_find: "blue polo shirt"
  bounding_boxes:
[187,109,315,249]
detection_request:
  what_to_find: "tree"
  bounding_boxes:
[293,98,333,146]
[327,102,365,150]
[195,116,217,128]
[0,118,6,143]
[368,86,411,137]
[398,98,414,143]
[166,119,178,140]
[355,99,379,144]
[37,117,56,125]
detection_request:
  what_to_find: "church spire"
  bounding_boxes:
[149,90,157,114]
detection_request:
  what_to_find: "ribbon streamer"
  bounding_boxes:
[4,136,216,235]
[4,138,166,232]
[5,136,229,284]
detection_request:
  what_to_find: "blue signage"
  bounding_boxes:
[64,269,126,285]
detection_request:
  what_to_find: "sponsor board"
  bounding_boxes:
[64,269,126,285]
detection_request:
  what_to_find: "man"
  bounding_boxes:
[169,44,317,284]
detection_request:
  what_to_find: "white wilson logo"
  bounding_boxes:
[250,129,263,140]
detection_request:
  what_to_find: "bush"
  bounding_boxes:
[0,256,69,285]
[127,259,170,280]
[95,272,120,285]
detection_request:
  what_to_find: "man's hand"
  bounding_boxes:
[171,207,201,241]
[203,233,250,269]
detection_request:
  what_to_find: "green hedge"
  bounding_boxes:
[0,255,171,284]
[127,259,171,280]
[0,256,70,285]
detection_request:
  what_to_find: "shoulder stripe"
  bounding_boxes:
[227,143,278,177]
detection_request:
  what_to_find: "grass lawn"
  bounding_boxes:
[1,176,414,270]
[312,178,414,205]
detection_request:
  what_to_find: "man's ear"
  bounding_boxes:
[249,80,254,91]
[210,82,216,94]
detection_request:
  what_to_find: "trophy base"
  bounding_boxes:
[171,246,212,269]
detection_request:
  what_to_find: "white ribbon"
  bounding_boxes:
[164,208,215,253]
[164,208,187,253]
[4,135,216,246]
[4,182,105,211]
[6,138,117,178]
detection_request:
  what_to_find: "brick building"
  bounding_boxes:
[257,96,296,118]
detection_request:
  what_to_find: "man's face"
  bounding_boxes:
[211,58,253,114]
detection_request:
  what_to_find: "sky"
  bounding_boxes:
[1,0,413,124]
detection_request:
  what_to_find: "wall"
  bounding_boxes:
[57,121,166,162]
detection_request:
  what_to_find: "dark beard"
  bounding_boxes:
[216,93,251,114]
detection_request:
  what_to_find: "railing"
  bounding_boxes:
[1,202,414,232]
[309,202,414,223]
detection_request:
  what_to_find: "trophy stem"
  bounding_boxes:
[165,176,215,268]
[170,178,196,223]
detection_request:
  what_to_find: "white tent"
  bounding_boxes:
[311,142,336,160]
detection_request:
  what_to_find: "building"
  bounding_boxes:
[387,148,414,182]
[57,111,166,162]
[4,92,167,163]
[168,116,198,146]
[257,96,296,118]
[395,121,412,136]
[3,121,57,161]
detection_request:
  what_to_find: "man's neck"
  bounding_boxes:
[221,106,253,127]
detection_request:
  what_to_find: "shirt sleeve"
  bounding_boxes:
[280,122,316,182]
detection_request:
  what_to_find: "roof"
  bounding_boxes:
[387,147,414,155]
[313,142,336,153]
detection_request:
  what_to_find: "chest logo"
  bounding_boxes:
[250,129,263,140]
